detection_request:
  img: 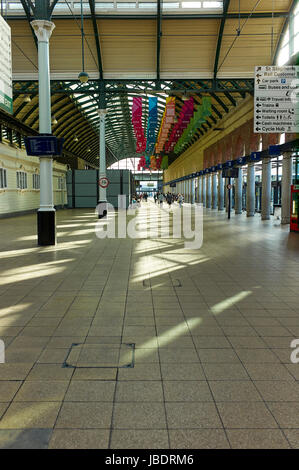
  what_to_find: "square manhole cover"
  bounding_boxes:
[63,342,135,369]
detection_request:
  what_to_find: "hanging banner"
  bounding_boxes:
[132,97,146,153]
[146,97,158,154]
[165,97,194,153]
[0,15,12,114]
[174,97,212,153]
[155,97,175,154]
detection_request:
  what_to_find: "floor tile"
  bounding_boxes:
[55,402,113,429]
[217,402,278,429]
[113,403,167,429]
[166,402,222,429]
[209,381,262,402]
[226,429,290,449]
[163,381,213,402]
[49,429,110,449]
[0,429,52,449]
[0,402,61,429]
[110,430,169,449]
[14,381,69,402]
[169,429,230,449]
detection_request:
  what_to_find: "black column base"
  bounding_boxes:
[37,210,56,246]
[97,201,108,219]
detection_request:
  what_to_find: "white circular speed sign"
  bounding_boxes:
[99,177,110,189]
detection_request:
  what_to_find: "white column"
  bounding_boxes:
[191,178,195,204]
[218,170,224,210]
[202,175,206,207]
[31,20,55,212]
[206,174,211,208]
[246,163,255,217]
[235,167,243,215]
[98,109,107,204]
[31,19,56,246]
[198,176,202,203]
[281,152,293,224]
[261,157,272,220]
[212,173,217,209]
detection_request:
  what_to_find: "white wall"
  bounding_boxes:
[0,142,68,216]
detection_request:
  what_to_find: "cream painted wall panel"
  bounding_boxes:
[101,37,156,71]
[161,37,215,73]
[162,19,219,35]
[0,144,67,215]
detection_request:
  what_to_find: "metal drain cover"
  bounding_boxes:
[62,342,135,369]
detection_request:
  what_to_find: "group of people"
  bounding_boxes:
[131,192,184,208]
[154,192,184,208]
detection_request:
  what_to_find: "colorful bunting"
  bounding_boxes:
[132,97,146,153]
[174,97,212,153]
[164,97,194,153]
[146,97,158,154]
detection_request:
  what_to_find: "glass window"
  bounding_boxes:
[8,3,23,10]
[203,1,222,8]
[138,3,157,9]
[17,171,27,189]
[163,2,180,8]
[116,3,137,8]
[0,169,7,189]
[32,174,40,190]
[95,3,115,8]
[182,2,202,8]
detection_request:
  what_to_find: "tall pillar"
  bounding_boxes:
[202,175,206,207]
[235,167,243,215]
[281,152,293,224]
[206,174,211,209]
[246,162,255,217]
[191,178,195,204]
[212,173,217,209]
[261,157,272,220]
[31,19,56,246]
[198,176,202,203]
[218,171,224,210]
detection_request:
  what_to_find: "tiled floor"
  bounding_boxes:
[0,201,299,449]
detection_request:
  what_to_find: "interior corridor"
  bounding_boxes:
[0,201,299,449]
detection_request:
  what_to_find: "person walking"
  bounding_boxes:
[178,193,184,208]
[158,192,164,207]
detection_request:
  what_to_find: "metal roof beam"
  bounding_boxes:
[213,0,230,80]
[88,0,104,80]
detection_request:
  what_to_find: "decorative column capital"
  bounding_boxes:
[97,109,107,116]
[283,151,293,158]
[31,20,55,42]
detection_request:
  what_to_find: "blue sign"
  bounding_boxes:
[235,156,247,165]
[269,145,281,156]
[216,163,223,170]
[250,151,262,161]
[24,135,63,157]
[211,166,217,172]
[224,160,233,168]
